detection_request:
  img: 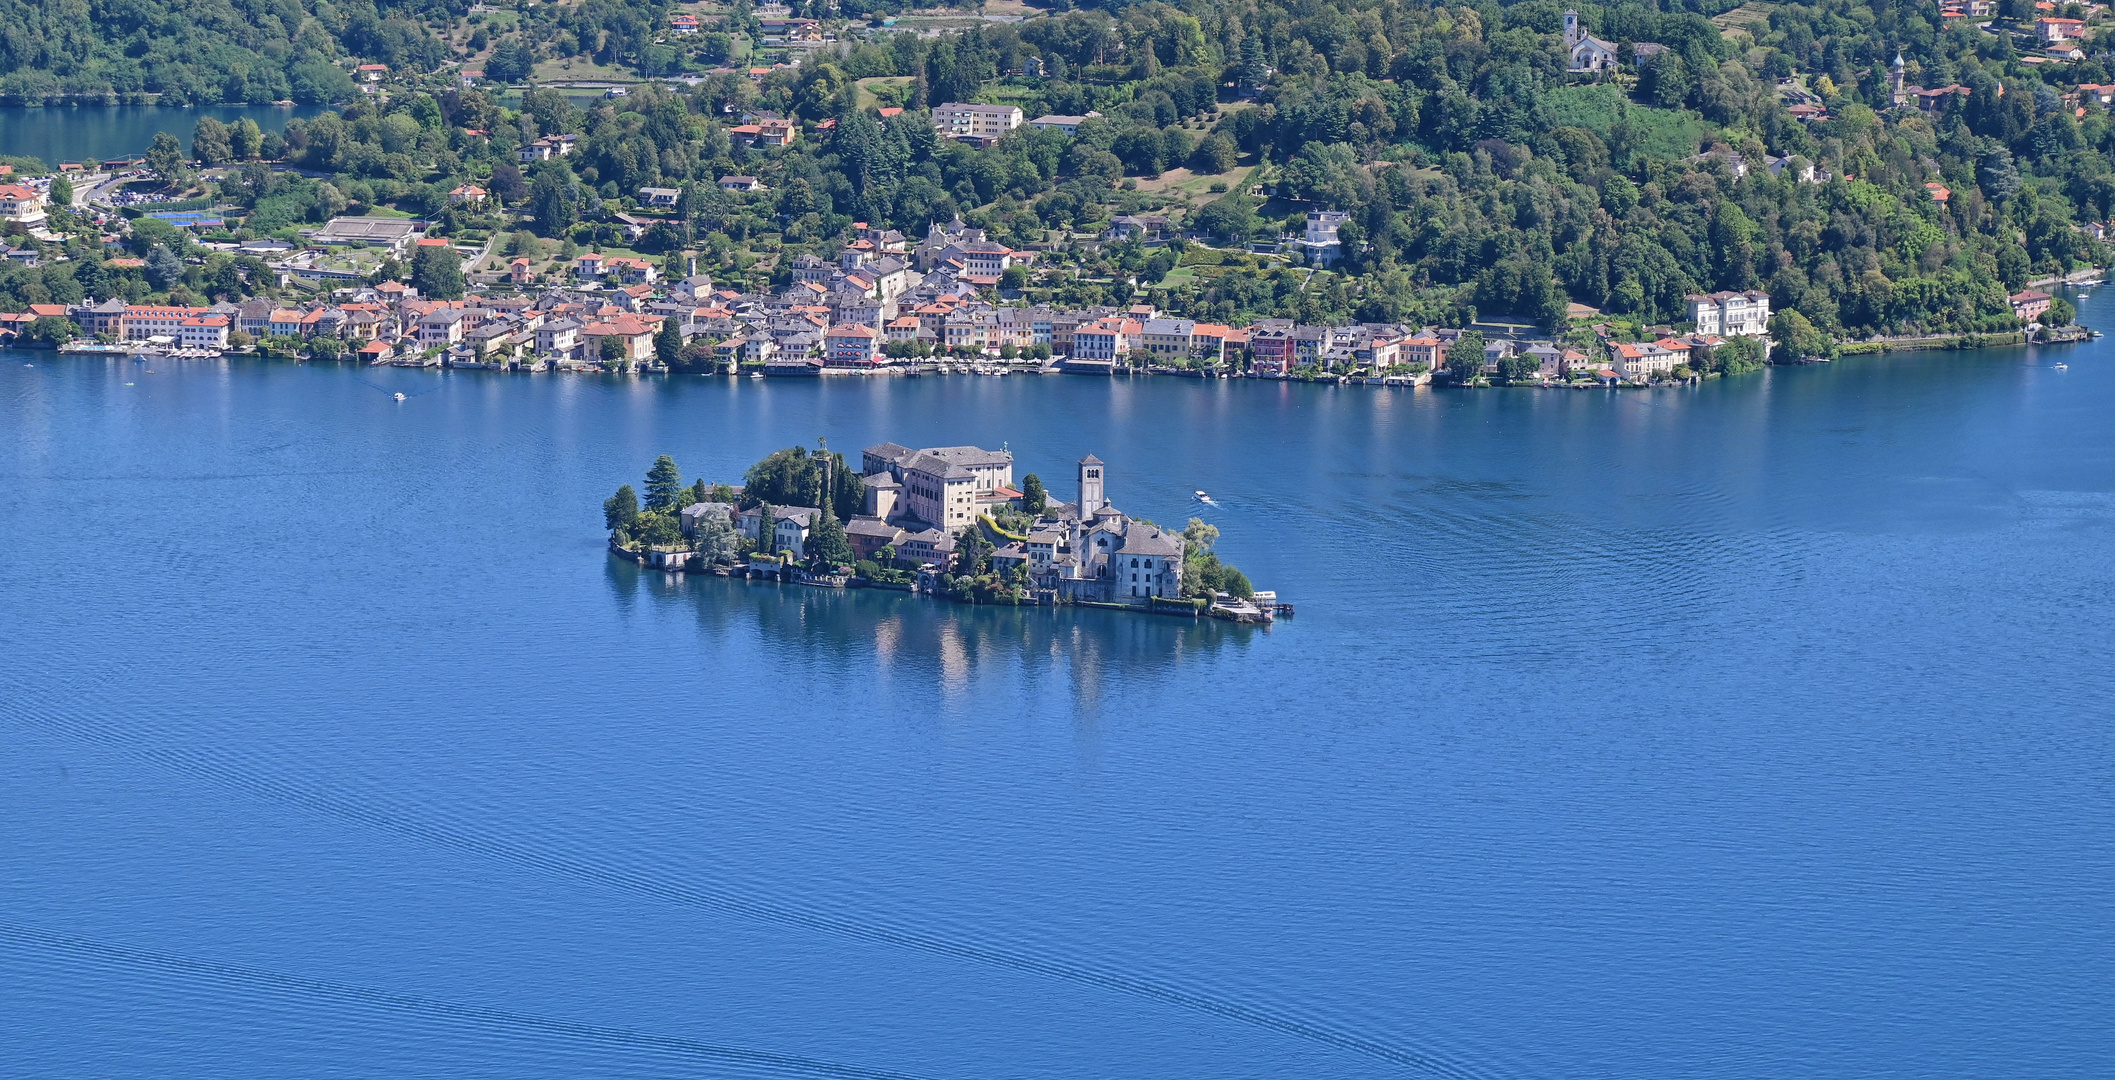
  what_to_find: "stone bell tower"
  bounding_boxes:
[1564,9,1580,49]
[1078,454,1105,517]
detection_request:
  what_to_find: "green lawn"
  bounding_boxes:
[855,76,914,110]
[1542,84,1717,161]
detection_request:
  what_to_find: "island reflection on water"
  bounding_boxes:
[605,556,1262,707]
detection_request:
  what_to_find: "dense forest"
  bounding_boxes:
[2,0,2111,343]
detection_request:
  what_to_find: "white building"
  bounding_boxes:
[178,314,230,348]
[1564,10,1618,72]
[1292,210,1349,266]
[0,183,46,224]
[932,103,1023,142]
[1687,290,1772,337]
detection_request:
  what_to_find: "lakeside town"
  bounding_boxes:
[0,15,2100,388]
[608,442,1278,622]
[5,188,2093,385]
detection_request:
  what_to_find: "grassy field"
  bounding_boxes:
[530,57,640,84]
[1134,163,1254,197]
[1543,84,1717,161]
[854,77,915,110]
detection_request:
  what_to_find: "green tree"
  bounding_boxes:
[1444,331,1486,384]
[410,244,464,300]
[191,117,232,165]
[1770,311,1831,361]
[25,315,75,344]
[47,174,71,209]
[604,484,640,530]
[655,315,683,367]
[600,334,629,366]
[752,502,778,555]
[145,132,187,188]
[952,524,992,576]
[807,505,854,567]
[530,164,579,237]
[644,454,684,512]
[694,512,739,564]
[308,336,344,362]
[230,118,264,160]
[1020,473,1047,515]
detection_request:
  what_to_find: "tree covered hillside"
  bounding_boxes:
[7,0,2113,346]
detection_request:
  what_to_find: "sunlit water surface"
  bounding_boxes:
[2,301,2112,1080]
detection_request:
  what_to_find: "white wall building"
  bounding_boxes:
[932,103,1023,142]
[1687,290,1773,337]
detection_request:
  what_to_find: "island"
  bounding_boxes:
[605,442,1277,623]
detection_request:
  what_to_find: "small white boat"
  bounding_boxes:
[1194,490,1208,500]
[393,392,406,401]
[2055,362,2068,370]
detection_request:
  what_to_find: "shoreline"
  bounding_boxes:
[50,328,2092,389]
[609,530,1284,625]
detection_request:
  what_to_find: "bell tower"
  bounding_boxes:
[1564,9,1580,49]
[1078,454,1105,517]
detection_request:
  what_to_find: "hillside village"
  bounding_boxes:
[0,0,2110,376]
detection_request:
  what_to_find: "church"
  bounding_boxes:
[1564,10,1619,73]
[1019,455,1188,603]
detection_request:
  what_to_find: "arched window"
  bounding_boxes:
[1130,558,1138,567]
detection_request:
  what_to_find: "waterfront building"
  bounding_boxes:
[178,314,230,349]
[825,323,881,367]
[581,314,659,363]
[1140,318,1196,361]
[1686,290,1772,337]
[1016,455,1188,602]
[2011,289,2053,322]
[862,443,1015,531]
[119,304,212,341]
[738,505,820,558]
[1071,317,1140,363]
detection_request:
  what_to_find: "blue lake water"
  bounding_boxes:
[0,104,320,166]
[3,302,2113,1079]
